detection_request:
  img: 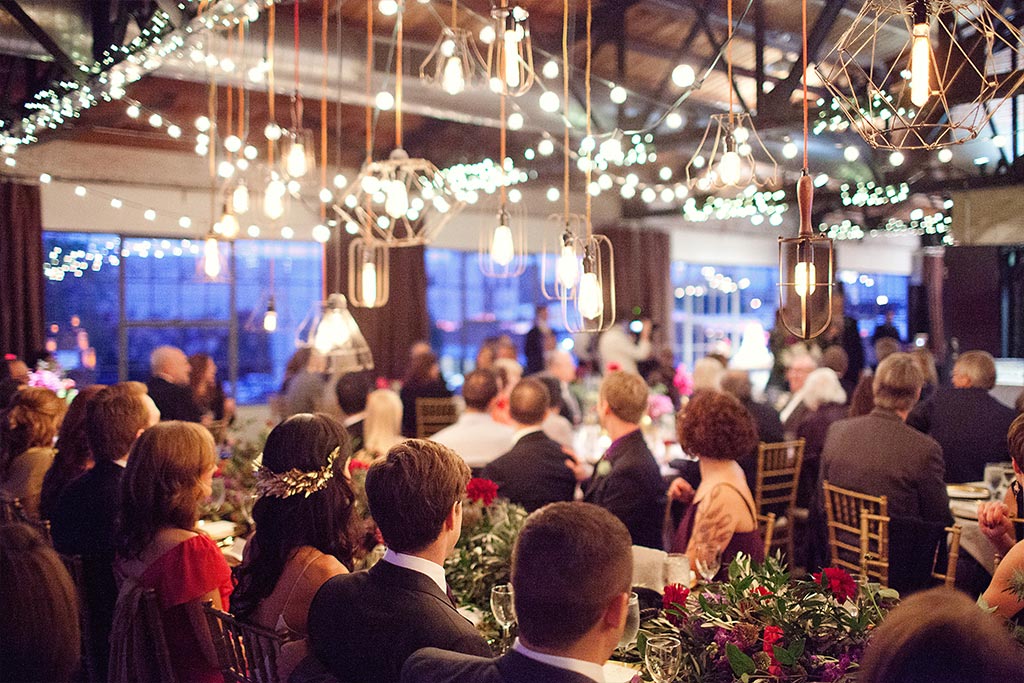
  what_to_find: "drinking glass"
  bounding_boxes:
[645,635,682,683]
[664,553,691,587]
[694,544,722,584]
[201,478,226,517]
[617,593,640,651]
[490,584,516,654]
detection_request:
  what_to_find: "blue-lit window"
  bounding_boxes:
[43,232,323,404]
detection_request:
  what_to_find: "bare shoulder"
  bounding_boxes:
[306,552,348,584]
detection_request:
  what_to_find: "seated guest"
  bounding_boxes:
[283,349,328,418]
[358,389,406,461]
[112,422,232,683]
[431,369,514,471]
[535,375,575,448]
[978,413,1024,558]
[779,352,818,437]
[39,384,106,519]
[308,440,490,683]
[861,587,1024,683]
[794,368,848,508]
[584,372,667,548]
[402,502,633,683]
[51,383,157,680]
[524,304,555,376]
[233,414,359,681]
[481,379,577,513]
[0,387,67,519]
[873,337,901,369]
[335,370,374,451]
[400,351,451,437]
[0,522,81,683]
[146,345,203,422]
[911,348,939,403]
[981,536,1024,621]
[721,369,785,444]
[821,346,854,401]
[908,350,1017,483]
[545,350,582,425]
[847,371,875,417]
[668,391,764,574]
[188,353,235,428]
[692,356,725,391]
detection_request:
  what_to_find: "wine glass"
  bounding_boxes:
[201,477,227,518]
[694,544,722,584]
[617,592,640,651]
[490,584,516,654]
[645,635,682,683]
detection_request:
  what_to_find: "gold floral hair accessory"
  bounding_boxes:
[253,446,341,499]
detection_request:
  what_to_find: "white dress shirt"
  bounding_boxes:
[597,326,651,375]
[381,549,448,595]
[513,639,606,683]
[512,426,544,444]
[430,412,515,468]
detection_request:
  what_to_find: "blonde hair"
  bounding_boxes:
[692,357,725,391]
[801,368,848,411]
[873,353,923,412]
[600,371,649,424]
[911,349,939,387]
[364,389,403,457]
[954,350,998,390]
[117,421,216,558]
[1,388,67,476]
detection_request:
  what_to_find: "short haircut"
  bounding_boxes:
[692,357,724,391]
[954,350,998,390]
[509,378,550,425]
[512,502,632,649]
[600,371,649,424]
[461,369,500,411]
[149,345,182,374]
[911,349,939,387]
[801,368,848,411]
[872,353,923,412]
[676,390,758,461]
[821,346,849,378]
[1008,413,1024,472]
[364,439,470,553]
[874,337,901,364]
[86,384,151,462]
[334,371,373,415]
[1,388,67,475]
[859,587,1024,683]
[720,370,752,402]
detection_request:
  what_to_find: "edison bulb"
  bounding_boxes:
[362,261,378,305]
[313,308,349,354]
[219,211,240,239]
[232,183,250,214]
[577,272,604,320]
[556,244,578,289]
[384,180,409,218]
[794,261,816,298]
[286,140,308,178]
[224,135,242,153]
[203,237,221,279]
[262,309,277,332]
[718,150,742,186]
[361,175,382,195]
[441,56,466,95]
[490,222,515,267]
[264,122,282,141]
[264,178,286,220]
[502,25,521,89]
[910,22,931,107]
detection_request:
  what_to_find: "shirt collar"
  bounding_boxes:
[382,549,448,595]
[604,428,641,462]
[513,640,605,683]
[513,426,544,444]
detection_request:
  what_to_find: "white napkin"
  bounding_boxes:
[632,545,667,591]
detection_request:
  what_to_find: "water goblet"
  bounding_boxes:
[694,544,722,584]
[645,634,682,683]
[490,584,516,654]
[617,592,640,651]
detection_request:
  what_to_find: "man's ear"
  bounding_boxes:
[602,591,629,630]
[444,501,460,531]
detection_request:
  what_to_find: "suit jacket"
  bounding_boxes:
[146,376,203,422]
[402,648,597,683]
[819,409,951,525]
[307,560,490,683]
[524,326,550,376]
[583,430,667,548]
[907,386,1017,484]
[744,400,785,444]
[481,431,577,513]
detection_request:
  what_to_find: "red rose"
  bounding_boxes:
[466,478,499,506]
[813,567,858,603]
[375,377,389,390]
[752,585,772,597]
[762,625,784,653]
[348,459,370,471]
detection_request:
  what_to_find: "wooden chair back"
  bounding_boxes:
[858,513,891,586]
[415,397,459,439]
[202,603,283,683]
[754,440,805,559]
[822,481,888,576]
[1,496,53,544]
[932,525,962,588]
[757,513,776,559]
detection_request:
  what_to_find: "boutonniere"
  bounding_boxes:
[596,459,612,478]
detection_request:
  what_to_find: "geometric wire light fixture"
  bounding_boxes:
[816,0,1024,150]
[778,0,833,340]
[420,0,485,96]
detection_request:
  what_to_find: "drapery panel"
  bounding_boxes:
[0,181,44,360]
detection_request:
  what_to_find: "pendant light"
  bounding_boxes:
[245,262,280,333]
[420,0,484,96]
[778,0,833,340]
[479,92,526,278]
[349,237,390,308]
[486,0,534,97]
[816,0,1024,149]
[687,0,777,191]
[283,3,315,180]
[197,231,229,282]
[297,294,374,372]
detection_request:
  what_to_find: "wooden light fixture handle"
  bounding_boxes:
[797,171,814,238]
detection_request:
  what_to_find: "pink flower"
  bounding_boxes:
[348,459,370,471]
[813,567,858,603]
[647,394,675,419]
[673,363,694,396]
[375,377,389,390]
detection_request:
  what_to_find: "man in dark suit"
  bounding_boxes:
[145,345,204,422]
[51,383,157,680]
[583,371,667,548]
[481,379,576,512]
[907,350,1017,484]
[402,502,632,683]
[335,370,373,452]
[308,440,490,683]
[524,305,554,376]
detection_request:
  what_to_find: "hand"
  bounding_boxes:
[668,477,694,503]
[562,447,590,482]
[978,501,1013,542]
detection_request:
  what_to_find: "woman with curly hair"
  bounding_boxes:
[0,387,68,519]
[668,390,763,576]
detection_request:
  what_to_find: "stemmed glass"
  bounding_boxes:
[616,593,640,652]
[490,584,516,654]
[694,544,722,584]
[645,635,682,683]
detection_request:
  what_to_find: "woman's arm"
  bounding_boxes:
[686,485,742,555]
[982,540,1024,620]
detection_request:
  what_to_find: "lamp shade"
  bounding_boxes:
[299,294,374,373]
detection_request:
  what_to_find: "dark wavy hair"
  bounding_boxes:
[676,389,758,461]
[231,414,359,620]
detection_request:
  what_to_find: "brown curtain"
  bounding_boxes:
[597,224,673,343]
[324,233,429,380]
[0,181,44,359]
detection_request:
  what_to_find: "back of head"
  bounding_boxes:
[187,353,212,392]
[600,371,649,424]
[334,371,373,416]
[720,370,752,403]
[1,387,67,473]
[53,384,106,469]
[149,345,181,375]
[801,368,847,411]
[509,378,550,426]
[872,353,923,412]
[406,351,438,385]
[1008,413,1024,473]
[512,502,632,650]
[821,346,849,378]
[364,389,403,455]
[860,586,1024,683]
[676,390,757,461]
[911,348,939,386]
[118,421,216,558]
[873,337,901,364]
[493,357,523,391]
[692,357,725,391]
[547,350,576,383]
[848,372,876,418]
[87,383,151,463]
[954,350,998,390]
[365,439,469,553]
[462,369,500,411]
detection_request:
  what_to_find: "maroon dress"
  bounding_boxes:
[670,482,764,579]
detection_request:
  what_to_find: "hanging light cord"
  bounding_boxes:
[321,0,329,300]
[802,0,809,172]
[396,6,404,149]
[500,92,507,204]
[584,0,592,235]
[562,0,570,222]
[727,0,733,128]
[365,0,374,164]
[451,0,458,29]
[267,1,275,165]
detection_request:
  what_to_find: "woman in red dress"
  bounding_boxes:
[113,421,232,683]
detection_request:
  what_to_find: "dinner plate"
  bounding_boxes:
[950,500,979,521]
[603,662,640,683]
[946,484,990,501]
